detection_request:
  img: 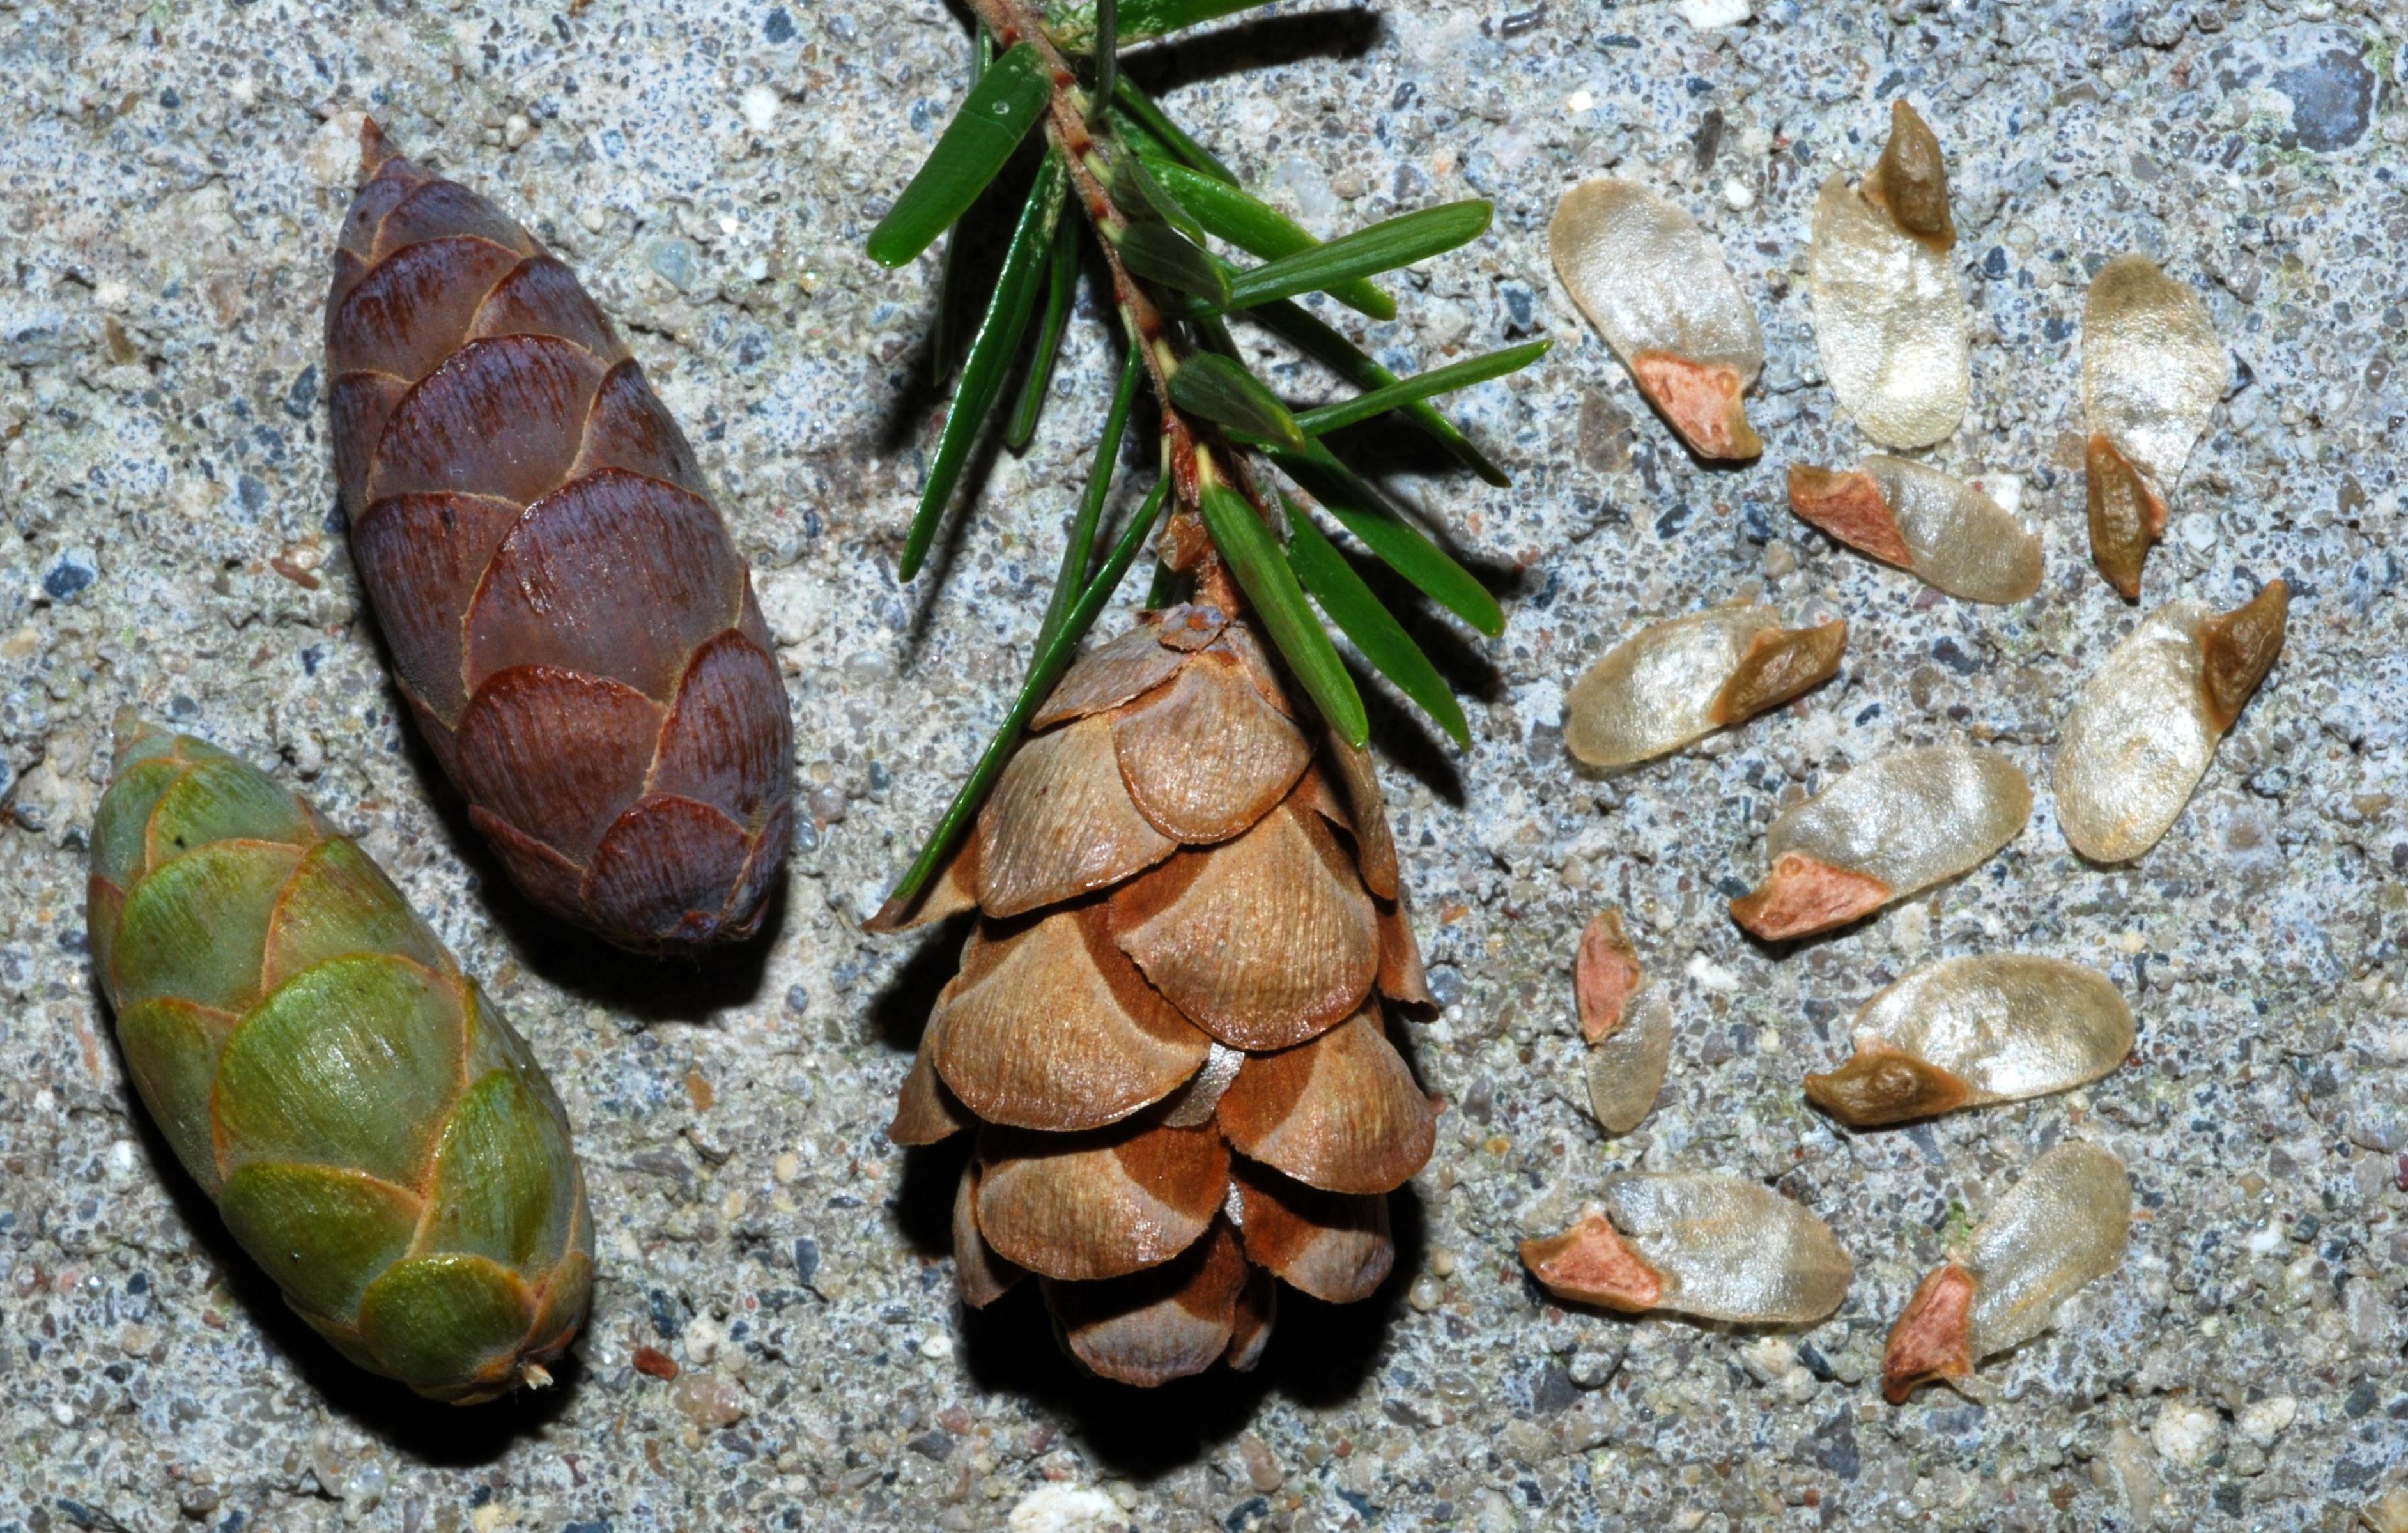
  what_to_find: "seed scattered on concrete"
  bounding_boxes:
[1552,180,1764,459]
[1566,602,1845,768]
[1523,1173,1852,1325]
[1804,954,2134,1126]
[1883,1141,2131,1402]
[1731,745,2031,941]
[1787,457,2039,603]
[1807,102,1969,448]
[2081,254,2226,598]
[2053,582,2288,863]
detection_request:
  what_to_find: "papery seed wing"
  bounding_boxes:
[1600,1172,1853,1324]
[1962,1141,2131,1361]
[1858,458,2041,604]
[1550,180,1763,459]
[1584,989,1671,1136]
[1849,955,2133,1109]
[2051,602,2219,863]
[1565,603,1776,768]
[1759,744,2030,909]
[2081,254,2225,493]
[1807,176,1969,449]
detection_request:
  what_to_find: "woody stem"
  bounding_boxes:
[960,0,1270,576]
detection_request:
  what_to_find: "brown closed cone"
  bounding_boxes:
[881,605,1436,1384]
[327,123,791,952]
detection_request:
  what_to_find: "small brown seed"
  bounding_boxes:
[1881,1262,1976,1403]
[1519,1212,1666,1314]
[1861,100,1954,250]
[1804,1042,1972,1127]
[1574,909,1643,1044]
[2196,578,2289,732]
[2084,435,2166,602]
[1708,619,1849,726]
[1787,466,1912,567]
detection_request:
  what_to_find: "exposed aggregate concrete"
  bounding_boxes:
[1,0,2404,1529]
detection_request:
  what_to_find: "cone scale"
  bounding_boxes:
[879,602,1437,1385]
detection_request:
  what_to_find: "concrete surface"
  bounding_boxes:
[3,0,2404,1529]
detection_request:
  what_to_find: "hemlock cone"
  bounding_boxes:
[879,604,1437,1386]
[88,719,594,1403]
[326,122,793,953]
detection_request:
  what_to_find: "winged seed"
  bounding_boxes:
[1883,1142,2131,1401]
[1730,745,2031,941]
[2052,583,2287,863]
[1522,1173,1852,1325]
[1805,103,1969,449]
[1551,180,1764,459]
[1788,458,2039,603]
[1804,955,2133,1127]
[1566,603,1844,768]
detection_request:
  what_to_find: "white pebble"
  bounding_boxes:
[2149,1399,2221,1468]
[1685,953,1740,993]
[741,85,782,134]
[1677,0,1752,28]
[1721,178,1756,210]
[307,111,371,188]
[1007,1485,1121,1533]
[919,1332,955,1360]
[2237,1394,2296,1445]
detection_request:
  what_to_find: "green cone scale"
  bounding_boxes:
[88,718,594,1403]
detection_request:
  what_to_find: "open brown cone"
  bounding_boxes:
[877,602,1437,1385]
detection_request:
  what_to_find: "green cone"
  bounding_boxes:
[88,717,594,1404]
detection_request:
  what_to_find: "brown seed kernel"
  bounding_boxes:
[2085,435,2166,601]
[1803,1041,1973,1127]
[1518,1212,1666,1313]
[1881,1263,1976,1404]
[1729,851,1894,942]
[633,1345,680,1380]
[1787,466,1912,567]
[1860,100,1954,251]
[2196,579,2289,732]
[1629,353,1763,460]
[1708,620,1848,726]
[1575,909,1644,1044]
